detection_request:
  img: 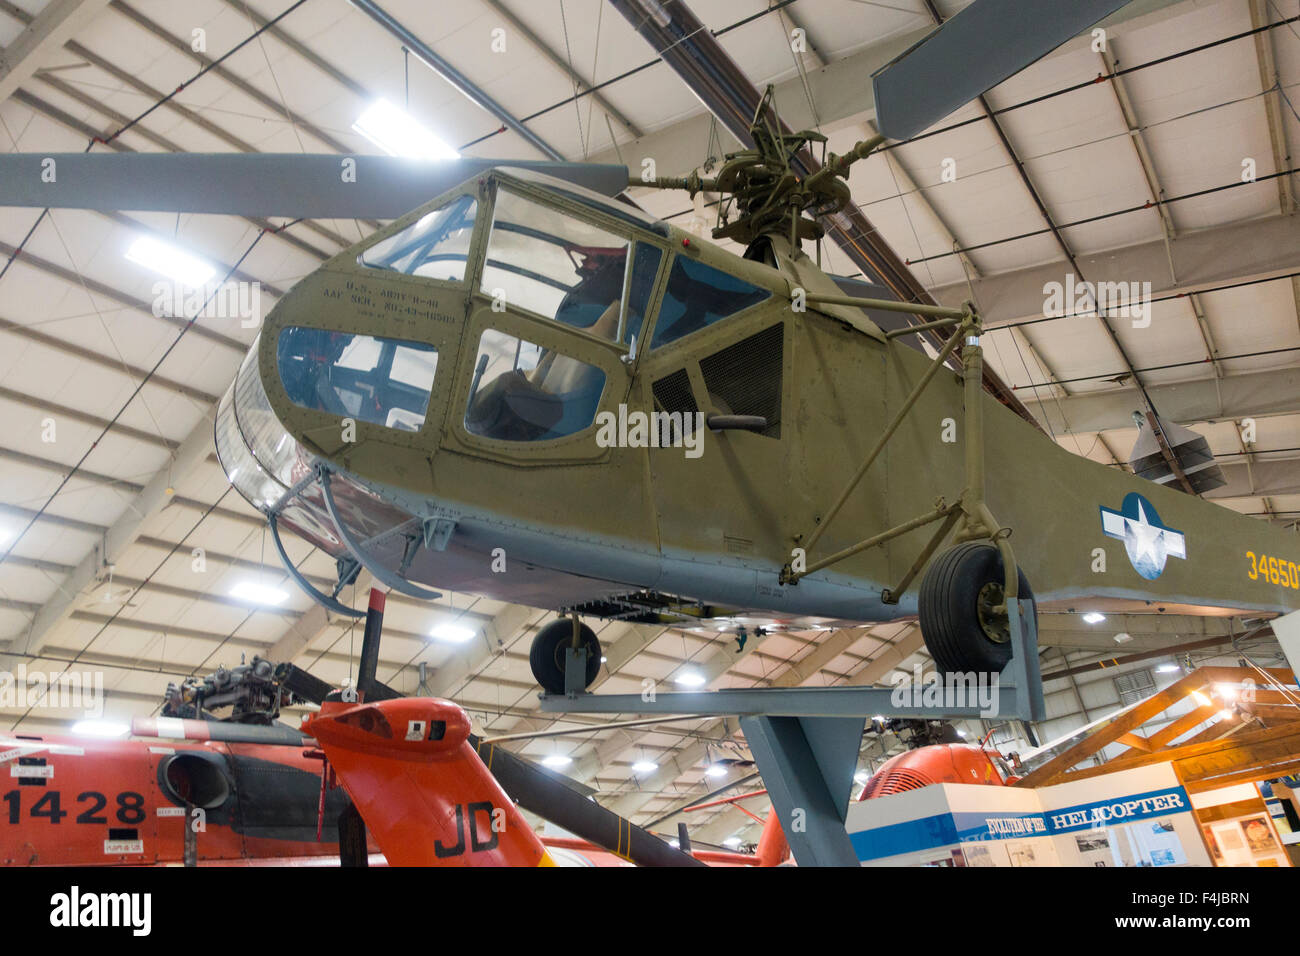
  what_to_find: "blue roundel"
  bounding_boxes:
[1099,492,1187,580]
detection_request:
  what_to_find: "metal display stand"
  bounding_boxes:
[540,599,1044,866]
[541,599,1043,721]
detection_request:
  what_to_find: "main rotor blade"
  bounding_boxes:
[871,0,1129,141]
[0,153,629,219]
[474,736,706,866]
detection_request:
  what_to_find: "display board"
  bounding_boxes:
[1191,783,1291,868]
[845,764,1214,867]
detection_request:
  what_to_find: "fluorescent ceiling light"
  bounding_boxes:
[70,719,129,738]
[704,763,727,779]
[430,622,476,643]
[674,670,707,688]
[853,770,868,784]
[125,235,216,287]
[631,760,658,774]
[1156,664,1180,673]
[229,581,289,606]
[1081,612,1106,624]
[541,753,572,769]
[722,836,742,848]
[353,98,459,160]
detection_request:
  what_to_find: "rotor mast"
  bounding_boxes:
[633,86,886,248]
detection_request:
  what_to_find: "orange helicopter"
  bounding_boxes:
[1,589,786,867]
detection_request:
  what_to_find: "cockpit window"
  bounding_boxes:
[277,327,438,432]
[465,328,606,441]
[359,194,477,282]
[650,256,771,349]
[480,189,631,341]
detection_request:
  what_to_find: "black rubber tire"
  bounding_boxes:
[918,542,1034,676]
[529,618,602,695]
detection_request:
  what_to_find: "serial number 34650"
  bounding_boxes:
[1247,551,1300,589]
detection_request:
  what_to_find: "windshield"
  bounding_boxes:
[481,189,661,344]
[359,194,477,281]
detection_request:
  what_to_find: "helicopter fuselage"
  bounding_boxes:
[215,168,1300,633]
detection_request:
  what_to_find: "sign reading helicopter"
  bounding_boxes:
[1100,493,1187,580]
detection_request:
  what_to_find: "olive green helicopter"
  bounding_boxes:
[3,0,1297,698]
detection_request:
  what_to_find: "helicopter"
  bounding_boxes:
[0,591,774,867]
[2,0,1297,700]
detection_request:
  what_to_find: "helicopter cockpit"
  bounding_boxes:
[461,186,662,443]
[214,167,782,609]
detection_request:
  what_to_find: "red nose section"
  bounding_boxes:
[304,698,549,867]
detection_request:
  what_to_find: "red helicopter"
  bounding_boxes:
[856,721,1020,800]
[1,589,786,867]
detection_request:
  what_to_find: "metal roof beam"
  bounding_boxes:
[0,445,260,530]
[597,626,916,821]
[0,388,177,452]
[349,0,565,160]
[479,0,642,141]
[601,723,741,820]
[1247,0,1300,347]
[619,628,890,830]
[933,213,1300,327]
[6,412,217,657]
[0,232,247,355]
[415,602,544,699]
[263,570,375,666]
[1023,365,1300,435]
[0,0,112,103]
[1249,0,1296,216]
[107,0,358,159]
[0,318,219,408]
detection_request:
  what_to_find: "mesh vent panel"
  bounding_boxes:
[652,368,698,440]
[698,323,783,438]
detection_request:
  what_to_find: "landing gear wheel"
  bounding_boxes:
[918,542,1034,676]
[530,618,602,695]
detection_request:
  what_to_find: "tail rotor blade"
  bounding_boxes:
[871,0,1130,141]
